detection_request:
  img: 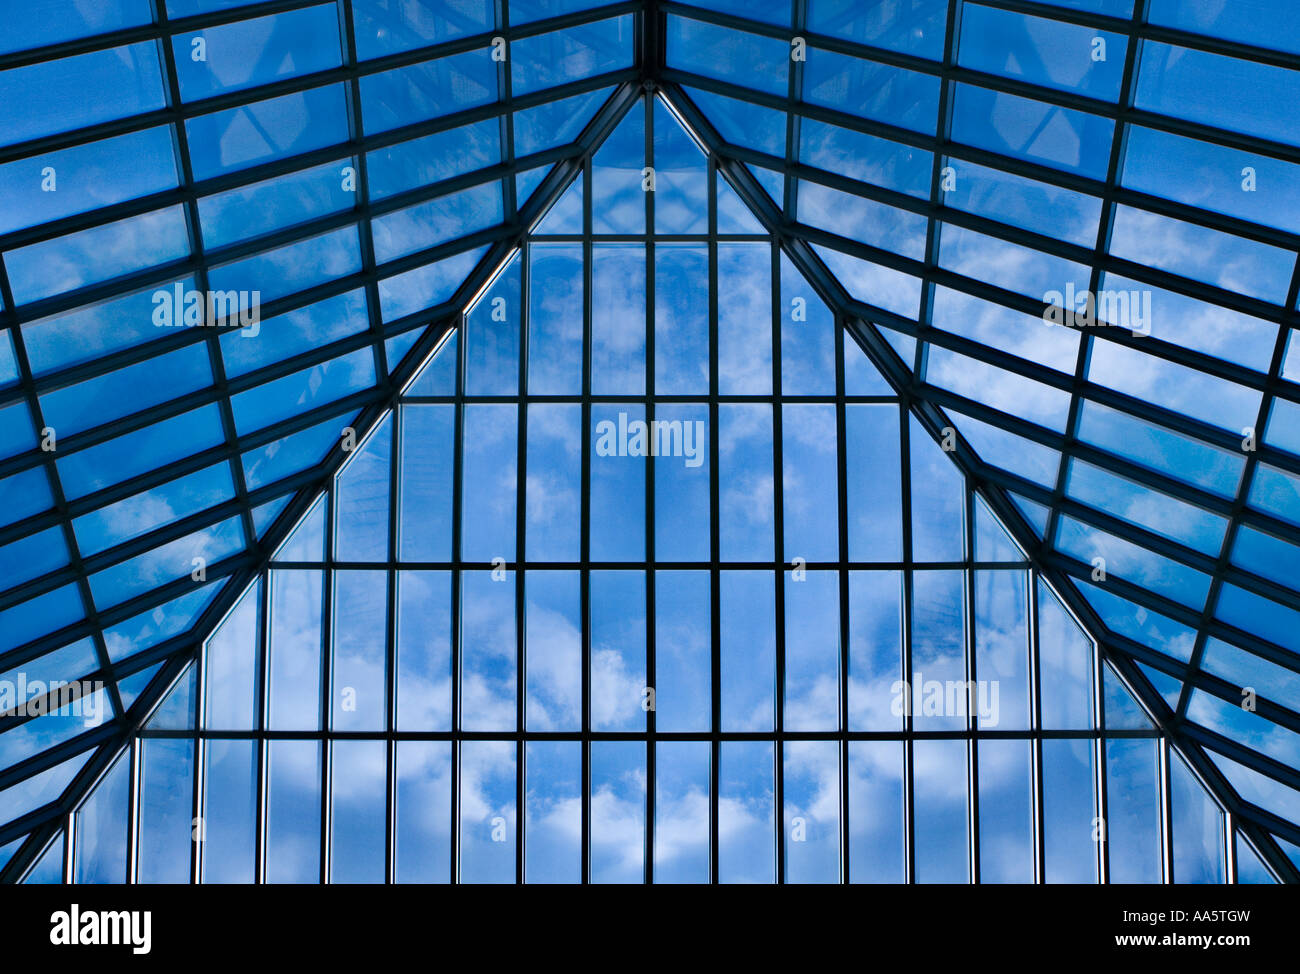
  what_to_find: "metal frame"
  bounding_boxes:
[1,0,1298,882]
[16,88,1252,887]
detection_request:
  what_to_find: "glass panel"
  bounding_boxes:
[74,753,130,884]
[459,740,516,883]
[913,739,969,883]
[201,740,257,884]
[524,570,581,731]
[525,740,580,883]
[396,570,452,730]
[718,741,775,883]
[654,741,710,883]
[654,571,711,732]
[460,570,516,731]
[137,739,194,884]
[330,740,386,883]
[1105,739,1163,883]
[395,741,452,883]
[331,570,387,731]
[590,741,645,883]
[590,571,646,731]
[977,739,1034,883]
[784,570,840,731]
[720,571,775,731]
[1042,738,1097,883]
[266,740,321,884]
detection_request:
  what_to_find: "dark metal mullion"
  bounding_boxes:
[965,479,980,885]
[62,814,74,884]
[1093,588,1109,884]
[1159,736,1174,883]
[508,187,532,860]
[707,159,721,885]
[1028,567,1046,884]
[0,546,261,649]
[1226,812,1239,884]
[515,66,534,885]
[319,485,336,884]
[339,0,390,401]
[643,87,656,887]
[126,737,140,884]
[8,299,1297,502]
[1181,722,1300,798]
[899,400,916,885]
[773,0,806,884]
[770,240,786,884]
[772,220,1298,377]
[833,307,851,884]
[499,0,518,227]
[254,565,270,884]
[1178,669,1300,740]
[450,305,468,883]
[662,0,1300,83]
[0,214,517,378]
[579,151,595,887]
[188,623,206,885]
[384,398,401,886]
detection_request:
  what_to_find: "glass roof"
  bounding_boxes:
[1,0,1298,882]
[15,111,1239,881]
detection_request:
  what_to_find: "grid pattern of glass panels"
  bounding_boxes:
[658,0,1300,873]
[1,0,1298,883]
[14,98,1271,882]
[0,0,639,860]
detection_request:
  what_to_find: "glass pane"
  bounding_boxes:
[202,740,257,884]
[718,741,774,883]
[525,740,580,883]
[654,741,710,883]
[395,741,452,884]
[330,740,386,883]
[590,741,646,883]
[848,740,905,883]
[266,740,321,884]
[783,740,840,883]
[459,740,516,883]
[977,739,1034,884]
[913,739,968,883]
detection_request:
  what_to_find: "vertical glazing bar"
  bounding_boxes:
[707,152,721,887]
[899,402,916,885]
[834,311,850,885]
